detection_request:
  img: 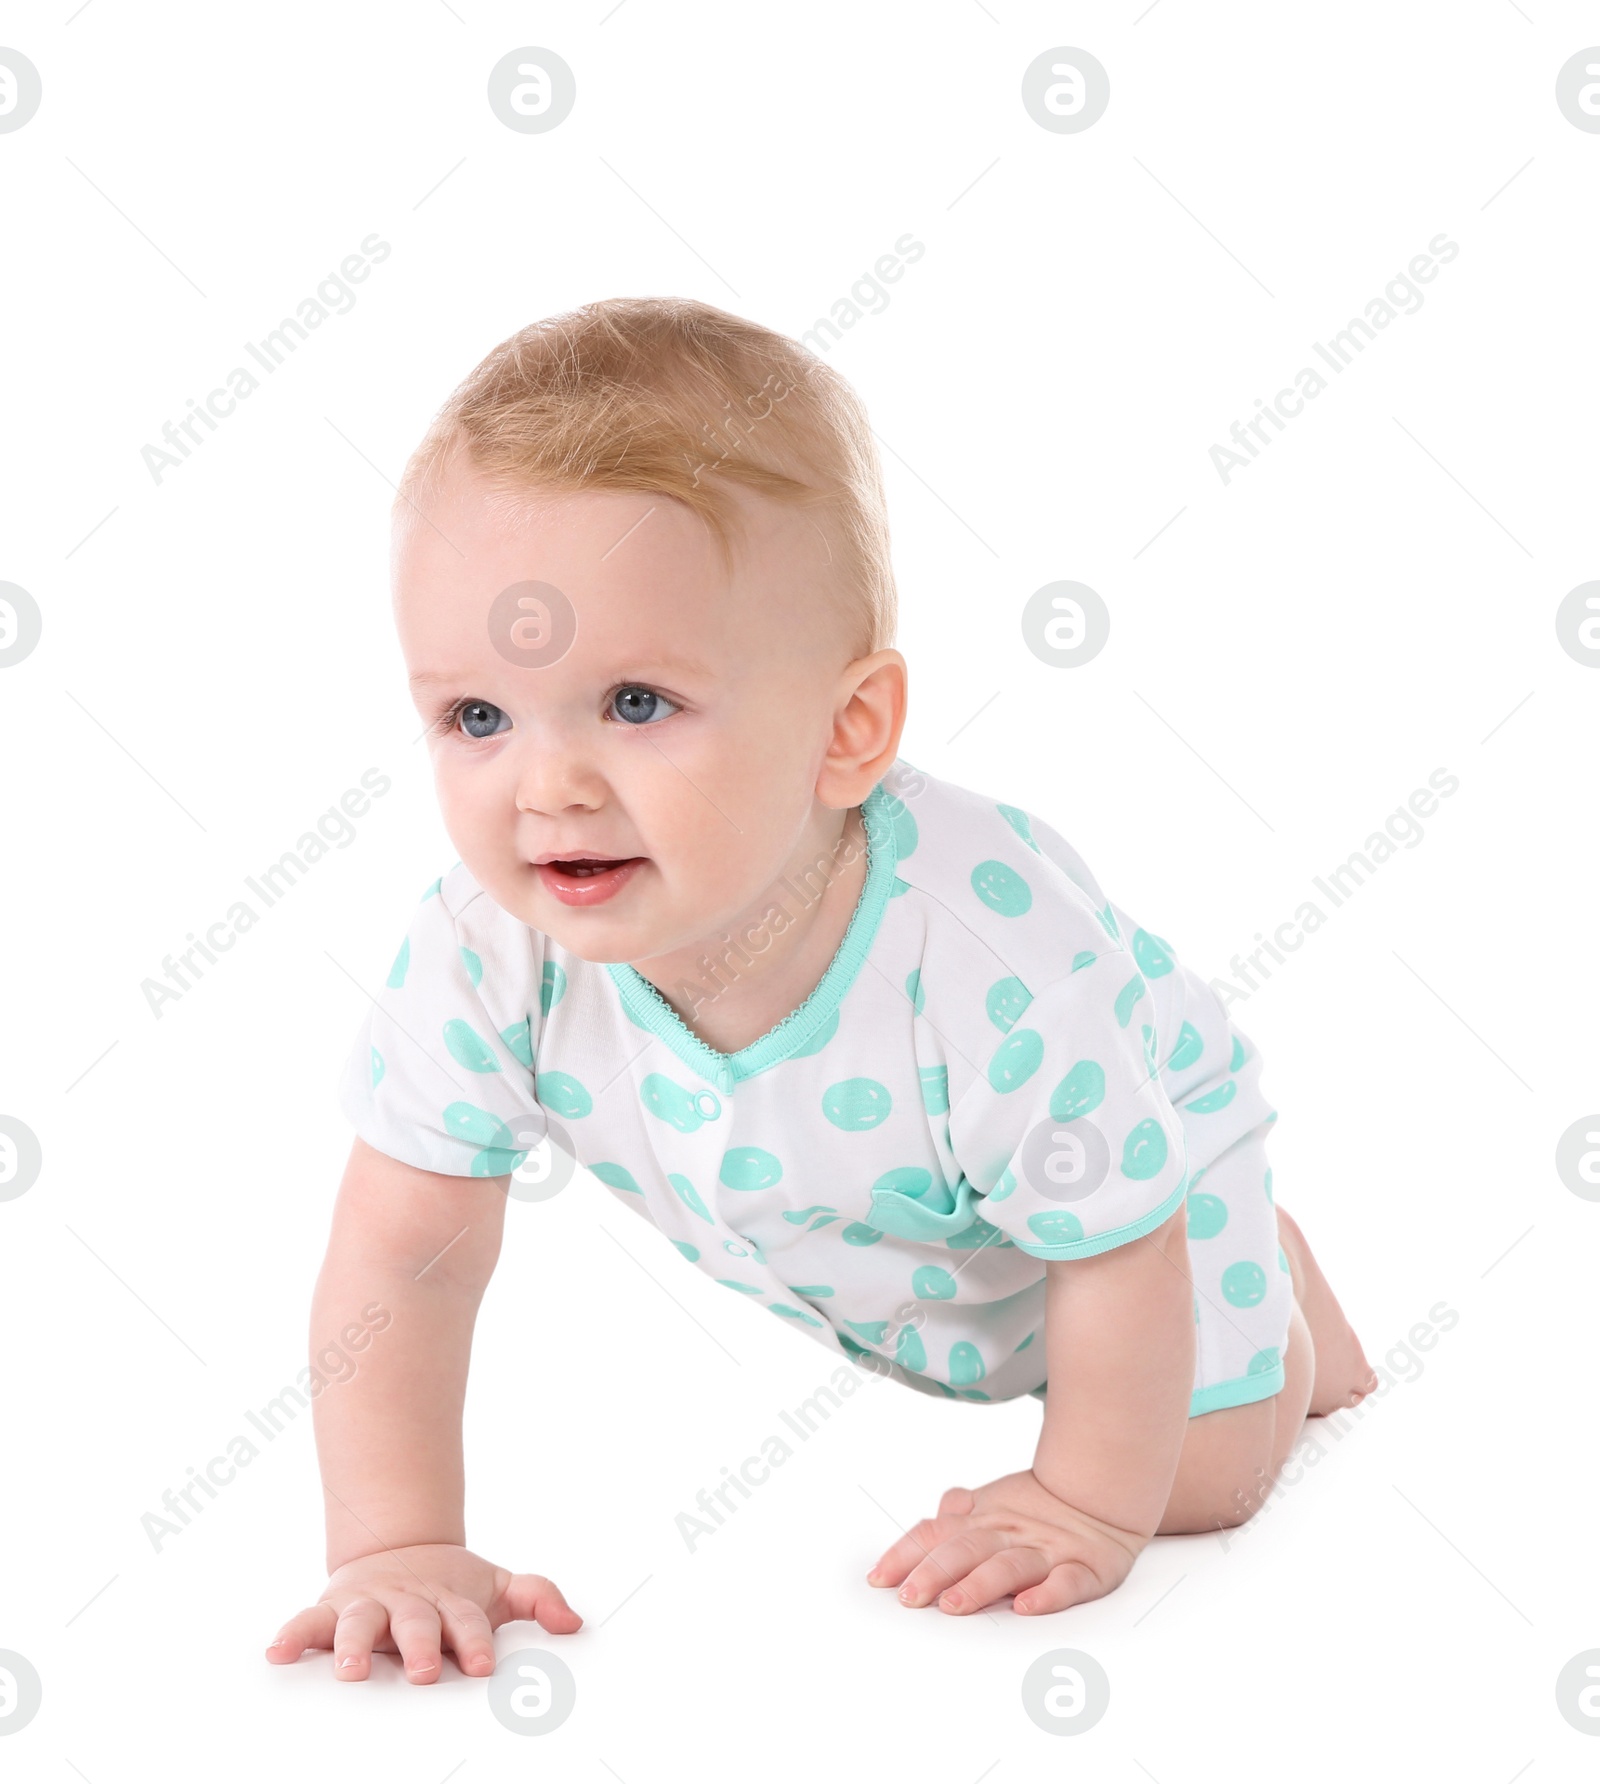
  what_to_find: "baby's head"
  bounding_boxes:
[391,296,907,966]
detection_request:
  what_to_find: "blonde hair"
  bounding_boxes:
[396,296,897,656]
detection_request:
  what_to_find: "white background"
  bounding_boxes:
[2,2,1595,1777]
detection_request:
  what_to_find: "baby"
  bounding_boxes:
[266,297,1377,1684]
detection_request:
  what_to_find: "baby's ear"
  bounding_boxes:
[822,650,909,802]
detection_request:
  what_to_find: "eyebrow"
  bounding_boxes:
[408,656,714,686]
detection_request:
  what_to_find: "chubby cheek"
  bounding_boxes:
[432,757,513,879]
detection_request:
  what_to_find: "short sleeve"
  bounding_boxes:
[1105,905,1279,1176]
[337,879,546,1178]
[947,950,1192,1261]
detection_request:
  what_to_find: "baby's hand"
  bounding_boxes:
[265,1544,582,1683]
[865,1470,1146,1616]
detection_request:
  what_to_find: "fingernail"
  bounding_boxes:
[898,1586,914,1603]
[943,1591,962,1609]
[337,1657,360,1669]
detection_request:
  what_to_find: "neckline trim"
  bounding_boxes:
[604,781,899,1092]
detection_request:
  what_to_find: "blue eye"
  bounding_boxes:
[610,685,681,726]
[449,699,510,739]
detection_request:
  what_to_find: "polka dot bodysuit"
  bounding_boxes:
[340,760,1294,1415]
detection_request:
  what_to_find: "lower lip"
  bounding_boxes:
[534,857,645,908]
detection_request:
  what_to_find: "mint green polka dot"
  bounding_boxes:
[1141,1026,1158,1074]
[986,976,1032,1032]
[1247,1345,1281,1375]
[1222,1261,1267,1307]
[470,1141,525,1178]
[541,960,567,1014]
[842,1222,884,1245]
[1113,974,1146,1027]
[1277,1245,1290,1273]
[837,1332,874,1361]
[791,1007,839,1057]
[444,1101,515,1150]
[996,804,1039,851]
[386,936,409,989]
[949,1340,987,1386]
[460,946,483,988]
[591,1162,641,1194]
[1230,1034,1247,1070]
[444,1018,502,1074]
[987,1165,1017,1203]
[911,1264,957,1299]
[988,1027,1043,1092]
[1185,1081,1237,1113]
[946,1216,1011,1251]
[538,1070,592,1119]
[1121,1119,1168,1179]
[888,875,911,898]
[673,1240,700,1262]
[1014,1330,1036,1351]
[421,877,442,901]
[791,1284,834,1297]
[919,1064,949,1115]
[720,1147,782,1191]
[1027,1210,1085,1247]
[717,1277,762,1293]
[669,1172,712,1223]
[971,859,1032,916]
[499,1018,534,1070]
[1071,949,1098,970]
[1187,1192,1228,1239]
[875,1165,934,1200]
[886,796,919,859]
[641,1072,707,1132]
[1264,1167,1274,1204]
[369,1046,385,1087]
[1050,1060,1105,1119]
[1095,902,1120,940]
[822,1077,892,1131]
[896,1324,926,1372]
[904,968,925,1015]
[1167,1021,1203,1071]
[1130,929,1175,979]
[769,1303,822,1327]
[846,1319,890,1342]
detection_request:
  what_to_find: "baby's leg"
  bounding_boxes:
[1273,1204,1379,1417]
[1156,1203,1377,1535]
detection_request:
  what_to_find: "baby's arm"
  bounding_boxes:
[1032,1205,1194,1536]
[265,1136,582,1681]
[868,1207,1194,1615]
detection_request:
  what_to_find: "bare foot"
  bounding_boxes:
[1274,1204,1379,1417]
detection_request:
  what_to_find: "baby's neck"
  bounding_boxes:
[631,804,869,1057]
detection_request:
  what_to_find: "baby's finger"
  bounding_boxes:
[266,1601,337,1663]
[1013,1558,1109,1616]
[865,1514,956,1589]
[385,1594,446,1685]
[937,1548,1051,1615]
[897,1531,1000,1608]
[332,1597,389,1681]
[436,1594,497,1677]
[494,1573,584,1634]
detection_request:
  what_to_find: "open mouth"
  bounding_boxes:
[534,854,646,907]
[546,859,627,878]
